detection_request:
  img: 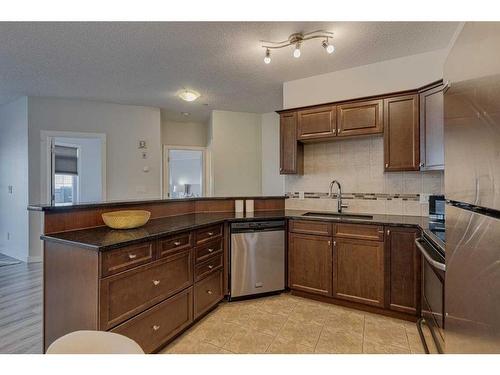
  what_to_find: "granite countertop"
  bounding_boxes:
[41,209,432,251]
[28,195,287,212]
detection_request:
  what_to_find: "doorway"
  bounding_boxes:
[163,146,207,198]
[42,131,106,205]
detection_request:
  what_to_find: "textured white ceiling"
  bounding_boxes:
[0,22,459,122]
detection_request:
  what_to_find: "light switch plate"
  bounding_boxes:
[298,191,305,200]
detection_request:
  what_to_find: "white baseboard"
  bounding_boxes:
[27,256,43,263]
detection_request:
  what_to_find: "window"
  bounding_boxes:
[54,174,78,204]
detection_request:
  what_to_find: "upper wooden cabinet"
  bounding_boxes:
[288,232,332,297]
[337,99,383,137]
[383,94,420,171]
[297,106,336,140]
[419,84,444,170]
[385,227,421,315]
[279,112,303,175]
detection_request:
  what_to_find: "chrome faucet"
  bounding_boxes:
[329,180,348,213]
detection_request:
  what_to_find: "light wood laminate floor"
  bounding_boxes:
[162,293,431,354]
[0,254,43,354]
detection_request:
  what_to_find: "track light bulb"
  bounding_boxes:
[322,40,335,54]
[264,49,271,64]
[293,43,301,58]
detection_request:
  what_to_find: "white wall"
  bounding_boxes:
[0,97,29,261]
[28,97,162,204]
[208,110,262,196]
[161,114,207,147]
[55,136,103,203]
[261,112,284,195]
[283,49,447,109]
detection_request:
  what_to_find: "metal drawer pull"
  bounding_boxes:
[208,265,214,269]
[152,325,160,331]
[208,248,214,253]
[152,280,161,286]
[206,290,213,295]
[128,254,137,259]
[387,229,390,235]
[173,241,181,246]
[207,232,214,236]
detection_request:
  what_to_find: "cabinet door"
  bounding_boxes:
[420,84,444,170]
[333,238,385,307]
[383,94,420,171]
[297,106,336,140]
[280,112,303,174]
[385,227,421,315]
[337,99,383,137]
[288,233,332,296]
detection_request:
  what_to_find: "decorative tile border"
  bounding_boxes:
[286,192,420,201]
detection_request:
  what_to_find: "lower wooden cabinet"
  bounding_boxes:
[111,287,193,354]
[288,232,332,296]
[194,269,224,318]
[385,227,421,314]
[333,238,385,307]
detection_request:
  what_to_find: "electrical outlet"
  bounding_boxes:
[298,191,305,200]
[420,193,430,204]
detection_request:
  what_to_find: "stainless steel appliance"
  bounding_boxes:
[230,220,285,299]
[442,23,500,353]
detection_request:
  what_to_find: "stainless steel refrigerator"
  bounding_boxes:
[444,22,500,353]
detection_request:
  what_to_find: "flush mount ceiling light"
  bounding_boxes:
[260,30,334,64]
[177,89,200,102]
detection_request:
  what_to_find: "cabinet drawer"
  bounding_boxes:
[111,287,193,354]
[289,220,333,236]
[195,253,223,282]
[99,249,193,330]
[158,231,192,258]
[195,238,223,263]
[334,223,384,241]
[195,224,223,245]
[100,242,154,277]
[194,270,223,319]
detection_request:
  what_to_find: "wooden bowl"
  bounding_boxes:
[102,210,151,229]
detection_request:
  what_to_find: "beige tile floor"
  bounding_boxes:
[161,293,429,354]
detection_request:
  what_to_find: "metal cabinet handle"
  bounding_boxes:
[333,128,336,134]
[152,325,160,331]
[387,229,390,236]
[208,265,214,269]
[173,241,181,246]
[385,163,389,168]
[207,248,214,253]
[208,232,214,236]
[128,254,137,259]
[415,238,446,271]
[206,290,213,295]
[152,280,160,286]
[333,240,336,246]
[328,240,331,245]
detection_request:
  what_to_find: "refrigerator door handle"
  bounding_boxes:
[415,238,446,271]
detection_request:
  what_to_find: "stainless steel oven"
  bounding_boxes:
[415,232,446,353]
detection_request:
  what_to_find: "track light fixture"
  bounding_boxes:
[261,30,334,63]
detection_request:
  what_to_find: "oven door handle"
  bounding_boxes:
[415,238,446,271]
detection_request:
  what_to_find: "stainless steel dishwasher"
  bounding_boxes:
[230,220,285,299]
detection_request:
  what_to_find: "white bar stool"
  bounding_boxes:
[46,330,145,354]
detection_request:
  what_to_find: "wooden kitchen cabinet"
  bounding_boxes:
[280,111,303,174]
[385,227,421,315]
[419,83,444,170]
[333,237,385,308]
[288,232,332,296]
[297,105,336,140]
[337,99,383,137]
[383,94,420,171]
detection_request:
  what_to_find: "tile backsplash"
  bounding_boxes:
[285,136,444,217]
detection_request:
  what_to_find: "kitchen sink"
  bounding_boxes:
[302,211,373,220]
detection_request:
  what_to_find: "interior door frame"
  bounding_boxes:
[41,130,107,204]
[162,145,208,199]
